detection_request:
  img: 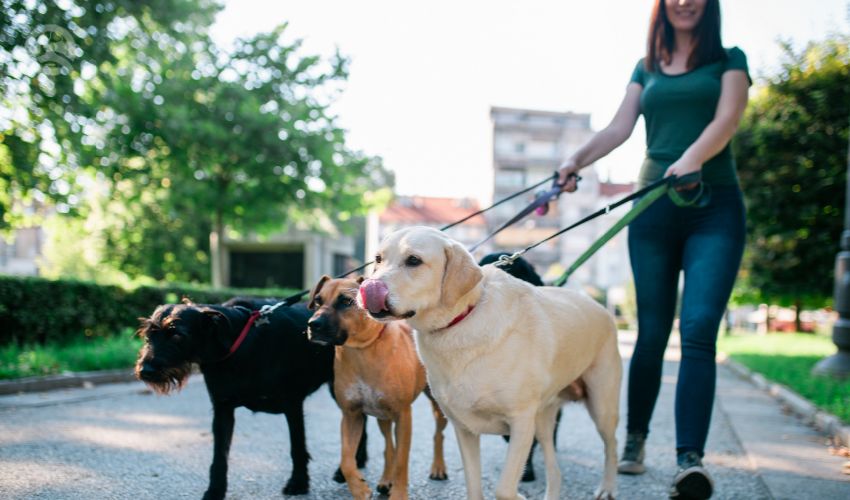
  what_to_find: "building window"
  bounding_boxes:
[230,250,304,289]
[495,169,525,189]
[528,140,558,158]
[333,253,349,277]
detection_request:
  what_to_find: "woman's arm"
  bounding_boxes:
[664,70,750,187]
[558,82,643,192]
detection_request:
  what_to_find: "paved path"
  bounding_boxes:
[0,333,846,499]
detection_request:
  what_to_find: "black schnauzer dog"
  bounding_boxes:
[135,298,366,499]
[478,252,562,483]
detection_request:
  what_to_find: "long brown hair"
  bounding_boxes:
[646,0,725,72]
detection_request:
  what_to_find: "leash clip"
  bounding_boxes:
[495,251,523,268]
[259,302,285,317]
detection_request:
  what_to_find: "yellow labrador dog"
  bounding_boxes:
[358,226,621,500]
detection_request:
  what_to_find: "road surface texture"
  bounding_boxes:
[1,332,846,499]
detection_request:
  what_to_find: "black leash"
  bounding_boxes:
[275,171,706,306]
[439,174,559,231]
[469,172,579,252]
[494,172,704,270]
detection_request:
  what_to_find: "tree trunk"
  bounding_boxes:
[794,298,807,333]
[765,304,773,333]
[210,208,224,287]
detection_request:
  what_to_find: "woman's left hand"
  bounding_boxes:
[664,157,702,191]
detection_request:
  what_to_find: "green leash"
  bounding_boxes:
[494,172,710,284]
[551,182,668,287]
[550,176,710,287]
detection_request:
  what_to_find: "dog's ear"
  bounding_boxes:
[135,317,151,338]
[355,276,365,284]
[198,307,235,349]
[441,241,483,306]
[199,308,230,330]
[308,275,331,310]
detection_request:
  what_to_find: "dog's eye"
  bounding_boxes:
[405,255,422,267]
[374,254,382,264]
[313,296,323,306]
[338,296,355,308]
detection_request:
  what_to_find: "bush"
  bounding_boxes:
[0,330,143,379]
[0,275,300,345]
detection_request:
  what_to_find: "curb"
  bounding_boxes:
[0,369,137,396]
[720,355,850,447]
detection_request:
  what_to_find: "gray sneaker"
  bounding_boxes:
[669,451,714,499]
[617,433,647,475]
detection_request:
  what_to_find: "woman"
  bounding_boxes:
[558,0,749,498]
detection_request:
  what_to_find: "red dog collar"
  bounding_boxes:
[220,310,261,361]
[441,304,475,330]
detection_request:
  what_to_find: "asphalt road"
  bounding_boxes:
[0,335,772,499]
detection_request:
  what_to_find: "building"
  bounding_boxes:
[0,226,42,276]
[489,106,594,275]
[214,216,358,290]
[367,196,488,264]
[489,106,634,301]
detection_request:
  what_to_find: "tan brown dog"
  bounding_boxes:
[307,276,448,500]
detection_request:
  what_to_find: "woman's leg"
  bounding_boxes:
[676,187,746,455]
[626,198,683,437]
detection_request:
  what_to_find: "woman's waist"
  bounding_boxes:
[639,155,738,187]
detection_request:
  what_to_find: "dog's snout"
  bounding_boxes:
[139,361,157,378]
[307,316,325,330]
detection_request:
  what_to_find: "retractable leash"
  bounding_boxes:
[469,172,580,252]
[495,172,707,285]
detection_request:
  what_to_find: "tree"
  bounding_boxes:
[734,34,850,328]
[0,0,220,230]
[3,3,392,283]
[89,24,391,283]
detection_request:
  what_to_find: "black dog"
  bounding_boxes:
[478,253,563,483]
[135,298,365,499]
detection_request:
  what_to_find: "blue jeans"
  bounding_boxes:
[626,184,746,456]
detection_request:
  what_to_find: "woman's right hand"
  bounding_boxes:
[558,159,581,193]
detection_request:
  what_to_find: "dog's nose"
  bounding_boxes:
[307,316,325,331]
[359,279,389,314]
[139,361,157,379]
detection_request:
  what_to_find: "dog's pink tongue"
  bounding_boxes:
[359,279,389,314]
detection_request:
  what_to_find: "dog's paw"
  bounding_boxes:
[350,482,372,500]
[332,467,346,483]
[202,488,226,500]
[282,476,309,496]
[429,463,448,481]
[376,481,392,495]
[593,488,615,500]
[520,466,535,482]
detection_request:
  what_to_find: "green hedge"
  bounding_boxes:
[0,275,300,346]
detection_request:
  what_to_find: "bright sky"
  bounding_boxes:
[212,0,849,202]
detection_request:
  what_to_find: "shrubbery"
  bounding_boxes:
[0,275,299,345]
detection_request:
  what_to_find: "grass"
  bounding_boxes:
[0,330,142,380]
[718,332,850,423]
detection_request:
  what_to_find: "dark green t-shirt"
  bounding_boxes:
[630,47,751,186]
